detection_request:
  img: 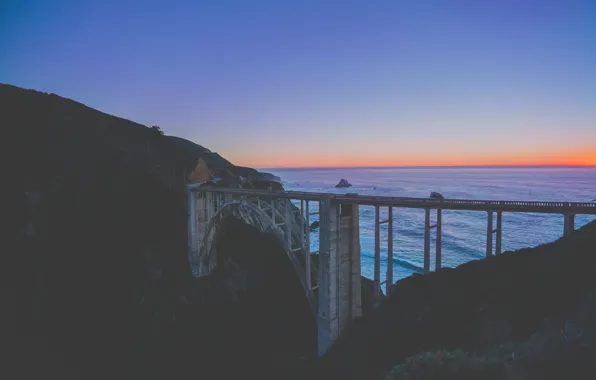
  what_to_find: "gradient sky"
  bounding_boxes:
[2,0,595,168]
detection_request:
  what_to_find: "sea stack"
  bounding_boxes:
[335,179,352,188]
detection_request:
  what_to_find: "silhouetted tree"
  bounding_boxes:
[150,125,164,136]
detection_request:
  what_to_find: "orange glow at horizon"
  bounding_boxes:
[235,151,596,169]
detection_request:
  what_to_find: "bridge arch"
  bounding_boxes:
[199,199,317,315]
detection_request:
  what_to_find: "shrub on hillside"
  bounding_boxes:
[385,296,596,380]
[486,296,596,380]
[383,349,518,380]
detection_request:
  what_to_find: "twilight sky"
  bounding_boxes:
[1,0,595,168]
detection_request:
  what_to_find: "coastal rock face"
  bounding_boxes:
[336,179,352,188]
[314,220,596,380]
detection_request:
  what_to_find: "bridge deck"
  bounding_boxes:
[187,185,596,214]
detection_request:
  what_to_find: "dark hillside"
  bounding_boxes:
[314,220,596,379]
[1,83,308,379]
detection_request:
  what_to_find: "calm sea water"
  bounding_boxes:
[261,167,596,281]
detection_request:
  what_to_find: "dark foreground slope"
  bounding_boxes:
[1,84,313,379]
[313,220,596,379]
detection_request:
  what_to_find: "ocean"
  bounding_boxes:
[261,167,596,282]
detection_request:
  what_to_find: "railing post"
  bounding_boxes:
[424,208,431,274]
[317,195,339,357]
[495,211,502,255]
[435,209,442,271]
[386,206,393,295]
[486,211,493,257]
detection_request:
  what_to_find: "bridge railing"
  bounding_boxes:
[187,185,596,212]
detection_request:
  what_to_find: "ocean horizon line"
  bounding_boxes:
[257,164,596,171]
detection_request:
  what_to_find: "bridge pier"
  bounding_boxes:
[495,211,502,255]
[563,213,575,236]
[317,197,362,357]
[486,211,493,257]
[374,206,381,307]
[435,209,442,270]
[195,191,217,276]
[423,208,442,273]
[387,207,394,295]
[338,203,362,330]
[188,191,199,275]
[424,209,431,273]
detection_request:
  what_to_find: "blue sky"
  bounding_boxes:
[2,0,595,167]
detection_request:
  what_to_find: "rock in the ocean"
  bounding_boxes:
[335,179,352,188]
[430,191,444,199]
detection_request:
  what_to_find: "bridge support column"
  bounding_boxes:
[317,197,361,357]
[188,190,199,276]
[317,195,339,357]
[563,213,575,236]
[495,212,502,255]
[196,191,217,276]
[435,209,442,271]
[424,208,431,273]
[374,206,381,307]
[486,211,493,257]
[338,203,362,331]
[387,207,394,295]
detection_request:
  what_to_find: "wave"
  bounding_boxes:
[361,249,424,273]
[393,257,424,273]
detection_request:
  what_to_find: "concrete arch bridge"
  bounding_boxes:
[187,185,596,356]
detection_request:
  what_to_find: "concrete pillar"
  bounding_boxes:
[304,201,312,290]
[386,207,393,296]
[338,203,362,332]
[318,199,362,357]
[495,212,503,255]
[563,213,575,236]
[435,209,442,271]
[424,208,431,273]
[348,205,362,320]
[486,211,493,257]
[373,206,381,308]
[317,195,339,356]
[196,191,217,276]
[188,190,199,276]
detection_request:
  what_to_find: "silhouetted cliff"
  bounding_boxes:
[2,83,307,379]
